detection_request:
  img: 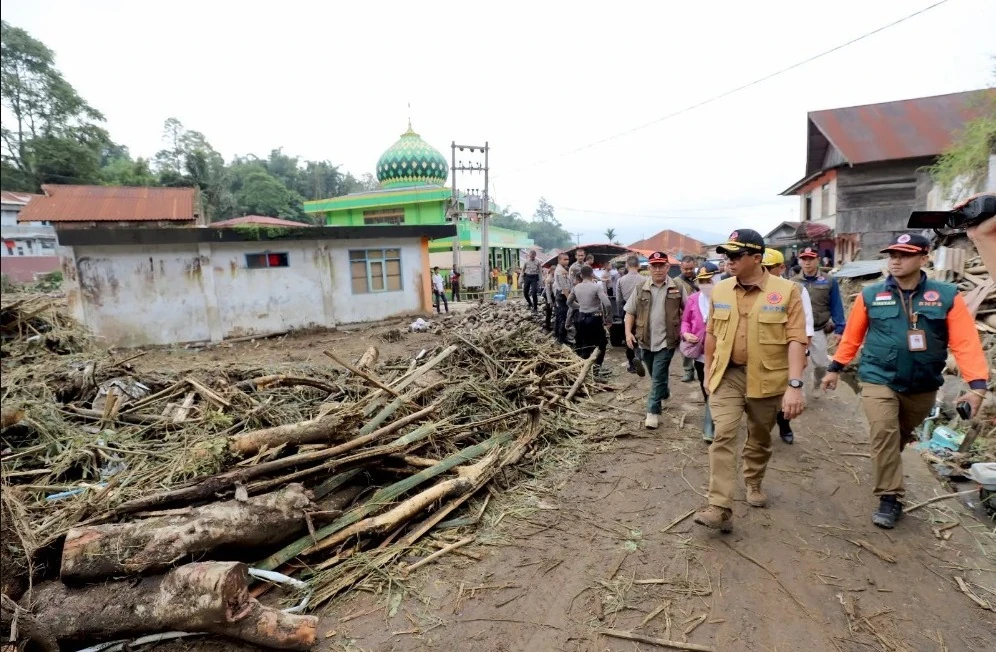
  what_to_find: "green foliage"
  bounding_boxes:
[604,228,617,242]
[527,197,572,250]
[1,20,109,190]
[234,170,306,220]
[930,90,996,196]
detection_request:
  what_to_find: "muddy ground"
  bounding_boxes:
[103,317,996,652]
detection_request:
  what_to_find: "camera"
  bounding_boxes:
[908,193,996,231]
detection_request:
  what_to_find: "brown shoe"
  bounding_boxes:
[746,483,767,508]
[693,505,733,532]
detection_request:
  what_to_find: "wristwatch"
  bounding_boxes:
[788,379,804,389]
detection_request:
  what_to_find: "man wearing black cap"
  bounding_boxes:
[821,232,989,529]
[694,229,809,533]
[676,255,700,382]
[792,246,846,388]
[624,251,687,429]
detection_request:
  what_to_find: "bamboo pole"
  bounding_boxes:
[323,349,399,396]
[566,348,600,401]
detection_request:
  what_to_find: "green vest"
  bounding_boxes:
[858,276,956,394]
[791,272,832,329]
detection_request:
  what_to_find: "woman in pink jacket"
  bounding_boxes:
[680,262,719,442]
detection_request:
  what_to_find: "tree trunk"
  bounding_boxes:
[28,562,317,650]
[62,484,312,580]
[229,413,346,456]
[355,346,379,371]
[1,594,58,652]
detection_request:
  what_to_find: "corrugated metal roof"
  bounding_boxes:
[17,185,198,223]
[809,89,992,171]
[0,190,41,205]
[211,215,312,228]
[628,230,706,257]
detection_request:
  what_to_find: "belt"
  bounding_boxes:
[580,311,602,317]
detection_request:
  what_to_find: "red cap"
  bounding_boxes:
[647,251,669,265]
[798,247,819,259]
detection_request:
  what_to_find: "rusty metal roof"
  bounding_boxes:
[0,191,41,205]
[628,230,707,257]
[807,89,992,173]
[18,185,198,222]
[211,215,311,228]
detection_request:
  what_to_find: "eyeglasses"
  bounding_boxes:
[725,251,748,260]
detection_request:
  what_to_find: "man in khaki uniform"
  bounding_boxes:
[694,229,809,532]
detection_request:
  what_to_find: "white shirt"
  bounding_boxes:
[801,286,814,337]
[432,273,444,293]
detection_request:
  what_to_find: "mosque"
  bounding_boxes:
[303,123,533,288]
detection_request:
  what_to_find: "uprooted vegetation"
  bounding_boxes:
[1,297,606,650]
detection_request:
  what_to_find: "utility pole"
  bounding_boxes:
[572,232,583,247]
[451,141,490,291]
[450,142,460,274]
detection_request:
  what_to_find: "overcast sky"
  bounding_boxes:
[4,0,993,245]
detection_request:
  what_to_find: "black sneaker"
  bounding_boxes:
[627,361,637,374]
[872,496,903,529]
[780,431,794,444]
[635,361,646,378]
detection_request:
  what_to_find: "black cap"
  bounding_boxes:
[695,261,719,280]
[717,229,764,255]
[880,233,930,255]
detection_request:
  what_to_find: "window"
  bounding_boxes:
[245,252,289,269]
[350,248,402,294]
[820,183,830,218]
[363,208,404,225]
[803,193,812,222]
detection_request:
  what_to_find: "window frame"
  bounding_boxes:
[362,208,405,226]
[349,248,403,294]
[245,251,290,269]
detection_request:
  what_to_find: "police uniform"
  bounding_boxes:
[553,262,570,343]
[568,278,611,367]
[522,256,542,311]
[827,233,988,528]
[695,230,808,532]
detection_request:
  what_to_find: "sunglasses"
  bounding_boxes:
[725,251,748,260]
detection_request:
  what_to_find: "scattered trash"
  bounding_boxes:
[408,318,431,332]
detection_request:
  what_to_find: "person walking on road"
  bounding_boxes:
[542,267,554,331]
[617,255,646,376]
[553,253,571,344]
[568,265,612,375]
[693,230,808,533]
[820,233,989,529]
[676,255,700,383]
[522,250,542,312]
[679,262,719,441]
[431,267,449,314]
[793,246,846,388]
[763,249,815,444]
[624,251,687,429]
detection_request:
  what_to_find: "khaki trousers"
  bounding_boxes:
[860,383,936,497]
[707,366,783,509]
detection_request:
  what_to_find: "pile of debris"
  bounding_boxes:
[1,300,601,650]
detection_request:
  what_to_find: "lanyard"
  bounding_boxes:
[896,288,919,329]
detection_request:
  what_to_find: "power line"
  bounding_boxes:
[558,201,792,219]
[498,0,952,177]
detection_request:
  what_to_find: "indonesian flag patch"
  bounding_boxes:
[875,292,892,301]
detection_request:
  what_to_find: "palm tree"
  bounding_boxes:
[604,228,617,242]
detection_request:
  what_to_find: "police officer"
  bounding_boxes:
[694,230,808,533]
[676,255,699,383]
[568,265,612,374]
[616,255,646,376]
[522,250,542,312]
[794,246,846,387]
[552,253,571,344]
[821,233,989,529]
[624,251,687,430]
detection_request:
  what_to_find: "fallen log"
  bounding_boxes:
[28,562,317,650]
[1,594,58,652]
[230,413,348,456]
[61,484,312,580]
[355,346,379,371]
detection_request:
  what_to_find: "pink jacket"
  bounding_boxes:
[680,291,708,359]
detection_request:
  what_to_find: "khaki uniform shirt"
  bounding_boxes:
[553,265,570,297]
[568,280,611,315]
[522,259,542,275]
[625,277,686,351]
[718,270,808,365]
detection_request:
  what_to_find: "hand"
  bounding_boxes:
[682,332,699,343]
[967,217,996,241]
[955,391,985,419]
[821,372,839,392]
[782,387,805,420]
[625,331,636,349]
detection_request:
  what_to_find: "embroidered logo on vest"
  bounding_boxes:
[923,290,940,302]
[766,292,782,304]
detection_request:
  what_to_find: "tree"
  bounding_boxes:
[233,169,305,221]
[491,205,529,231]
[930,85,996,198]
[151,118,230,219]
[1,21,110,190]
[604,228,617,243]
[527,197,572,250]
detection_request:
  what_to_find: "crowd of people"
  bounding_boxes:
[529,221,991,534]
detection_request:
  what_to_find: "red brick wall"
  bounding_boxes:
[1,256,61,282]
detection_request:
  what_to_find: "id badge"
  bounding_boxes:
[907,329,927,352]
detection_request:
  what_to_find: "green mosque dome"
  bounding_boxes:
[376,123,449,188]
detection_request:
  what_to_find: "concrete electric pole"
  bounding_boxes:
[450,141,490,291]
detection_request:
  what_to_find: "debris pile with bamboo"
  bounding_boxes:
[1,297,601,649]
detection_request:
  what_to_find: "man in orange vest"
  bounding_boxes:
[694,229,809,533]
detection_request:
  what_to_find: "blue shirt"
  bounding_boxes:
[801,273,846,334]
